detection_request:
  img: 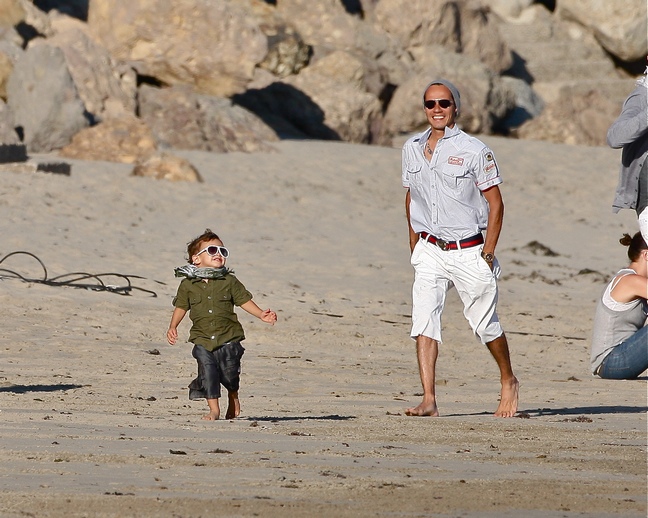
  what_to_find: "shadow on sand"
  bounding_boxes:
[0,383,84,394]
[244,414,355,422]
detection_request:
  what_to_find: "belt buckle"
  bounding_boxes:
[436,238,449,251]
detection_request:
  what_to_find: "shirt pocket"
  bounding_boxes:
[441,165,469,188]
[406,162,422,188]
[189,292,202,308]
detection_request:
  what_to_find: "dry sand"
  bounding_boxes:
[0,136,645,517]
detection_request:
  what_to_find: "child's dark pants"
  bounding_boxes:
[189,341,245,400]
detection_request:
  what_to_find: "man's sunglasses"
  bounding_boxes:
[196,245,229,258]
[424,99,454,109]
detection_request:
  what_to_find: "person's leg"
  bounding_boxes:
[598,326,648,379]
[191,345,223,420]
[485,334,519,417]
[405,335,440,416]
[452,251,518,417]
[216,342,245,419]
[204,398,221,421]
[407,243,450,416]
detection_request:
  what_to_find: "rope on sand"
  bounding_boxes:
[0,251,159,297]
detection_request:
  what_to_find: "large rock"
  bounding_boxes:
[557,0,648,62]
[87,0,267,97]
[516,85,620,146]
[132,152,202,182]
[374,0,513,73]
[6,43,88,152]
[59,115,157,163]
[43,22,136,121]
[382,48,515,136]
[283,61,383,144]
[138,84,278,153]
[237,48,384,143]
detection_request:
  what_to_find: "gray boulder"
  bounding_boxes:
[7,43,88,152]
[497,76,544,131]
[87,0,268,97]
[138,84,278,153]
[46,21,136,121]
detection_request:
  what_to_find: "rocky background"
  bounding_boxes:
[0,0,646,173]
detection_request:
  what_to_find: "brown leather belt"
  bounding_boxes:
[419,232,484,251]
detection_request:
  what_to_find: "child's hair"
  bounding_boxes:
[186,228,222,263]
[620,232,648,261]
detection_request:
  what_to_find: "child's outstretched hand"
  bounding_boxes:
[167,327,178,345]
[261,309,277,325]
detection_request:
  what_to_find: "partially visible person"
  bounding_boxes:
[402,79,519,417]
[591,232,648,379]
[167,229,277,420]
[607,64,648,243]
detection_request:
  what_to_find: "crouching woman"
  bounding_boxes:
[591,232,648,379]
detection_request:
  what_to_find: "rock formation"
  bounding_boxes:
[0,0,644,163]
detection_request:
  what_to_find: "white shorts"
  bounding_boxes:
[639,207,648,244]
[410,239,503,344]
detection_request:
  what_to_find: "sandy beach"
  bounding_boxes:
[0,136,645,517]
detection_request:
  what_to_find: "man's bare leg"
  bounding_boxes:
[203,398,220,420]
[486,333,519,417]
[225,390,240,420]
[405,335,440,416]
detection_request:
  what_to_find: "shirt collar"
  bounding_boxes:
[421,124,460,146]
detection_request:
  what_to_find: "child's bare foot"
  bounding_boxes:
[494,377,519,417]
[225,391,240,420]
[203,398,220,420]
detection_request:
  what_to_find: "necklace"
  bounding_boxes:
[425,139,433,156]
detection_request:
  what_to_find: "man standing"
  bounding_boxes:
[402,79,519,417]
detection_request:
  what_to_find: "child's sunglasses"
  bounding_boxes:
[424,99,454,109]
[196,245,229,258]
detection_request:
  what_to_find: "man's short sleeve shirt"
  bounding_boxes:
[173,273,253,351]
[402,125,502,240]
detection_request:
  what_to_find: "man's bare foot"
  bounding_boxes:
[405,399,439,417]
[494,377,519,417]
[202,411,220,421]
[225,391,240,420]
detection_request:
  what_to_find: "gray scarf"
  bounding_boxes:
[174,264,231,280]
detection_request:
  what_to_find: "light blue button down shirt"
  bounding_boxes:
[402,125,502,241]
